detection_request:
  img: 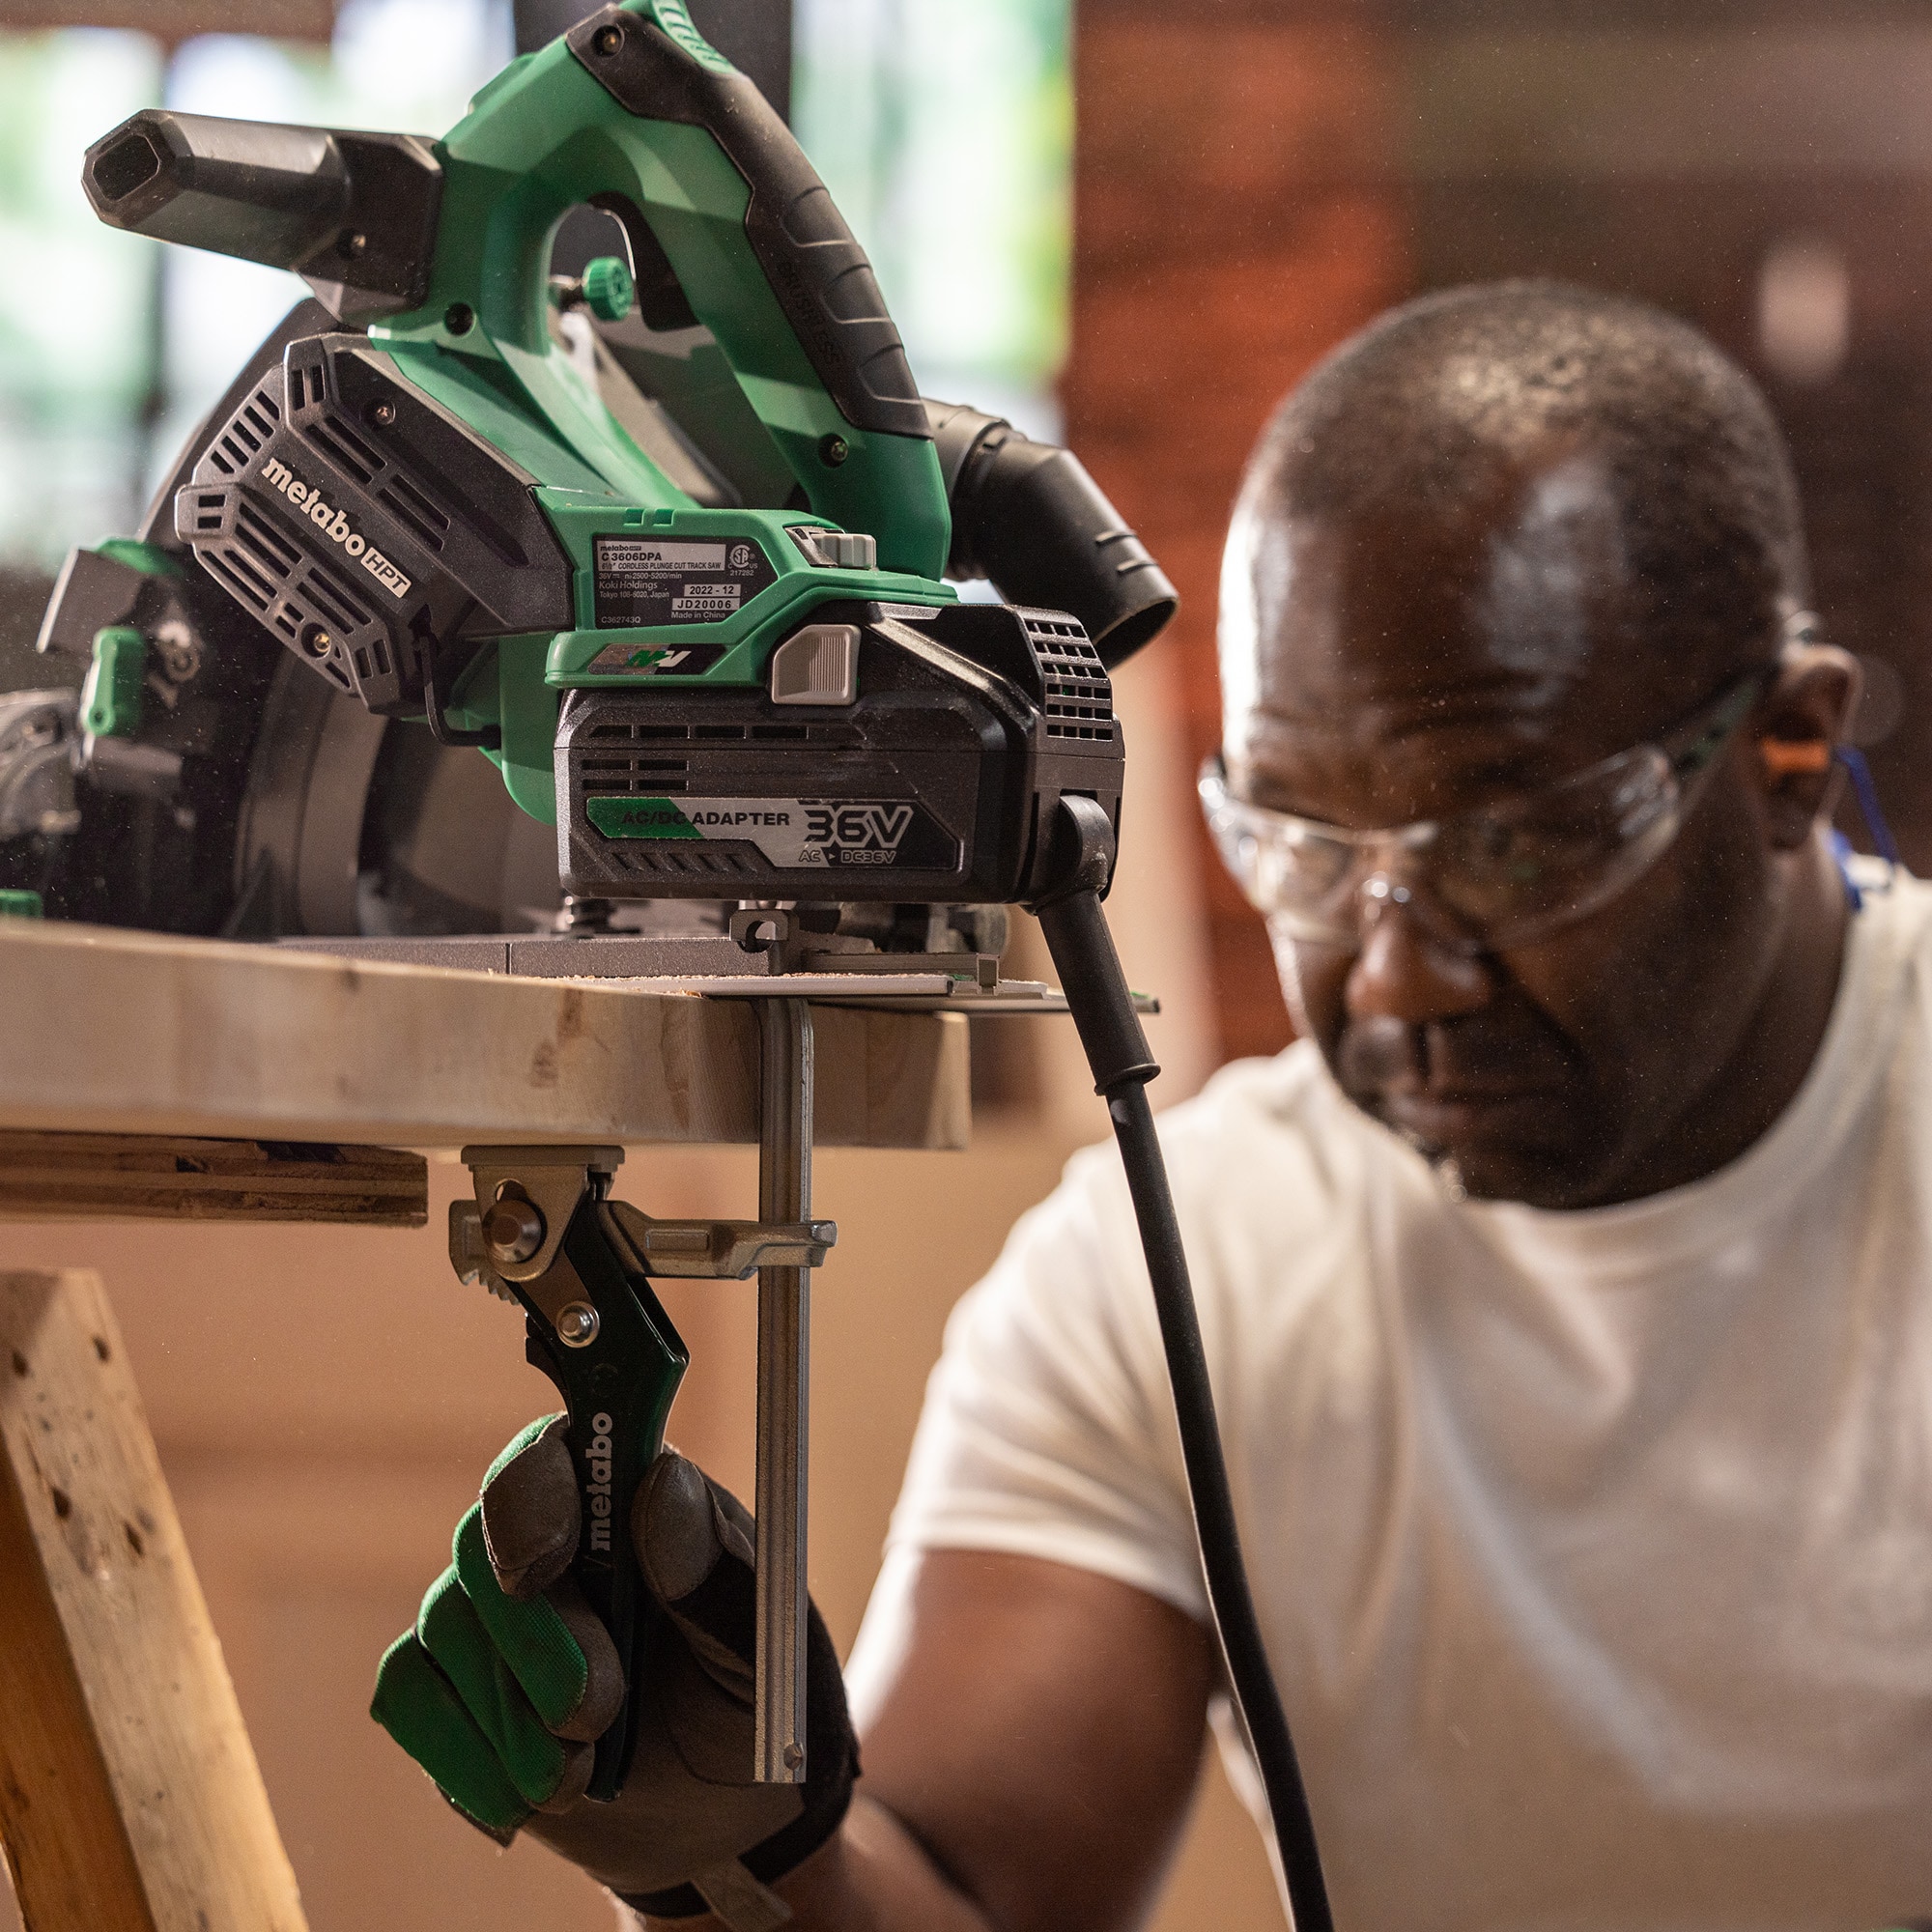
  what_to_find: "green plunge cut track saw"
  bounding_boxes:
[68,2,1175,941]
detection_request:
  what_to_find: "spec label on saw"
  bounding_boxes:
[585,795,958,870]
[592,536,776,628]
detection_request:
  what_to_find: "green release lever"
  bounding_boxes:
[81,626,146,738]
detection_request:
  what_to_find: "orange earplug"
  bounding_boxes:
[1760,739,1833,778]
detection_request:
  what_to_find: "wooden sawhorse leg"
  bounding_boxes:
[0,1269,308,1931]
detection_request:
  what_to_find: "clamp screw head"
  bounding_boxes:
[592,22,622,52]
[555,1302,601,1348]
[782,1743,805,1770]
[484,1197,545,1265]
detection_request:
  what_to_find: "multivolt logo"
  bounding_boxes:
[585,1410,614,1554]
[260,457,412,601]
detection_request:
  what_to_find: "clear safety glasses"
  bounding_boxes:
[1199,666,1775,952]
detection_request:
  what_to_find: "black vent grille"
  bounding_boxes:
[581,755,690,795]
[587,722,694,744]
[190,495,384,698]
[607,845,758,879]
[378,471,451,554]
[1023,612,1115,741]
[207,385,281,478]
[201,538,279,617]
[581,720,855,746]
[180,489,225,537]
[302,413,380,486]
[235,500,300,577]
[179,358,440,717]
[284,356,448,553]
[300,560,376,638]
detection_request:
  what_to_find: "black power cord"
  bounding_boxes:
[1029,795,1334,1932]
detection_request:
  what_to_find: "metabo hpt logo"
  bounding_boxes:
[259,457,412,601]
[585,1410,614,1553]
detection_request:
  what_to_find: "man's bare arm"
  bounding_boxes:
[645,1550,1218,1932]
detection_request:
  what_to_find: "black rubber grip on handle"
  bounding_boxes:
[567,5,928,440]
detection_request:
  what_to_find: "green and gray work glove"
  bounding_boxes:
[372,1416,857,1927]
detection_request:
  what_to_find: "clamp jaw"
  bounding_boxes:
[449,1134,835,1801]
[451,1148,834,1302]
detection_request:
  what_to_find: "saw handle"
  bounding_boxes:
[512,1194,689,1802]
[564,2,926,444]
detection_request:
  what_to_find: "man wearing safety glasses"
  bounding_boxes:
[1196,633,1834,1208]
[388,281,1932,1932]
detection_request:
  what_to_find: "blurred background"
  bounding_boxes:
[3,0,1931,1923]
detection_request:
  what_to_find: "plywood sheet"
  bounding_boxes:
[0,1133,427,1225]
[0,920,969,1152]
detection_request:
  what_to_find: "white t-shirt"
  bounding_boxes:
[863,868,1932,1931]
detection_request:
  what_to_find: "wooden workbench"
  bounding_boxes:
[0,917,970,1152]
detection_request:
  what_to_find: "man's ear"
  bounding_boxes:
[1752,643,1861,850]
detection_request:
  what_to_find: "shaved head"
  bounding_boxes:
[1221,280,1811,745]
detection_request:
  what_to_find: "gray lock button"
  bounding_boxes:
[770,623,861,706]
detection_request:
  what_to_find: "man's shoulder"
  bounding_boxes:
[1863,862,1932,946]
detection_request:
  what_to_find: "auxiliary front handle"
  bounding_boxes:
[83,108,443,324]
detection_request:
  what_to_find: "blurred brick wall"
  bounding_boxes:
[1064,0,1410,1065]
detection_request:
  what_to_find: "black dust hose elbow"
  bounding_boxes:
[925,399,1179,670]
[1026,796,1334,1932]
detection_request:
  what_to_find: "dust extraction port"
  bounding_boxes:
[91,129,161,202]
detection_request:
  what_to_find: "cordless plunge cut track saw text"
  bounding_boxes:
[70,9,1338,1924]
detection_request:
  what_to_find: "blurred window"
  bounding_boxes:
[795,0,1071,439]
[0,28,163,571]
[0,0,511,577]
[154,0,514,493]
